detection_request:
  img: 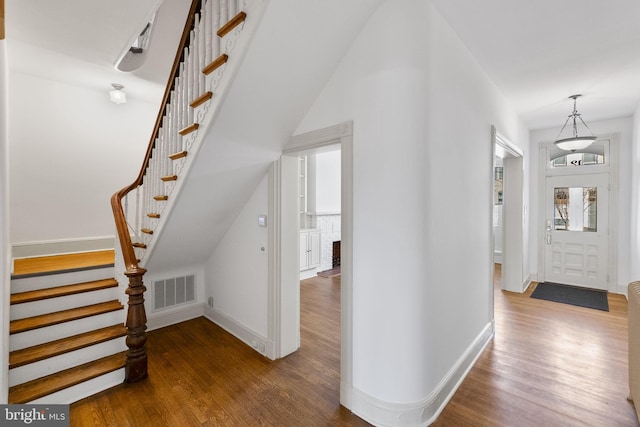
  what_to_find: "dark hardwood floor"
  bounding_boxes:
[70,275,370,426]
[70,268,638,426]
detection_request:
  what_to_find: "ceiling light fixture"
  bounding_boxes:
[553,94,596,151]
[109,83,127,104]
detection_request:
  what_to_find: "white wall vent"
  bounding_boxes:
[154,274,196,310]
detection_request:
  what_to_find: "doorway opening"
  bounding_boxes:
[271,121,353,407]
[492,128,525,297]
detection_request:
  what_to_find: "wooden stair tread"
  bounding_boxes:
[132,242,147,249]
[141,228,153,235]
[12,250,115,278]
[203,54,228,75]
[10,301,123,335]
[161,175,178,182]
[147,213,161,219]
[169,150,188,161]
[154,195,168,201]
[190,92,212,109]
[217,11,247,38]
[178,123,199,136]
[8,351,127,404]
[11,278,118,305]
[9,324,127,369]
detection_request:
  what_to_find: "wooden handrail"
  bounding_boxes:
[1,0,5,40]
[110,0,203,383]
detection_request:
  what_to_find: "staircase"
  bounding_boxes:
[8,251,127,404]
[5,0,266,404]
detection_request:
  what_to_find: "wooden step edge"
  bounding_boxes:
[11,278,118,305]
[9,301,124,335]
[161,175,178,182]
[169,151,188,161]
[12,250,116,279]
[203,54,228,75]
[9,324,127,369]
[178,123,199,136]
[153,195,168,201]
[217,11,247,38]
[141,228,153,235]
[147,213,161,219]
[132,243,147,249]
[8,351,127,404]
[190,92,212,109]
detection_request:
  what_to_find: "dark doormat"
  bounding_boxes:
[531,282,609,311]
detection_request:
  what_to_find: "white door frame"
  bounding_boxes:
[269,121,354,407]
[492,127,526,296]
[537,136,618,292]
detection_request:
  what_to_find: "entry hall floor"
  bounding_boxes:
[434,266,638,426]
[70,269,637,426]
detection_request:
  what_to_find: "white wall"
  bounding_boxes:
[529,116,633,293]
[309,150,341,214]
[204,174,270,341]
[632,105,640,283]
[8,69,157,250]
[1,37,11,404]
[295,0,528,422]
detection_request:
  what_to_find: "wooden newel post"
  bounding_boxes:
[124,266,148,383]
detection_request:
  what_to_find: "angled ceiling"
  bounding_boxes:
[432,0,640,130]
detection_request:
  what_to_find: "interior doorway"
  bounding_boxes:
[492,128,525,295]
[271,121,353,407]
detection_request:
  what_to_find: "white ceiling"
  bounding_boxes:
[5,0,184,104]
[6,0,640,130]
[432,0,640,130]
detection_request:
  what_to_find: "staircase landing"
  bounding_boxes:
[13,250,115,278]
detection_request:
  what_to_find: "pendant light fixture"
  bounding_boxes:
[553,94,597,151]
[109,83,127,104]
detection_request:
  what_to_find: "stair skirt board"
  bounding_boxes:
[11,267,116,293]
[10,288,120,320]
[27,369,125,405]
[10,339,127,386]
[10,311,125,351]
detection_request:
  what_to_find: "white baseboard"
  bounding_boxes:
[347,322,494,427]
[147,303,205,332]
[204,305,275,360]
[300,268,318,280]
[12,236,115,259]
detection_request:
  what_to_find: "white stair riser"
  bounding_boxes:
[9,338,127,386]
[11,267,115,293]
[10,311,126,351]
[28,368,126,405]
[11,288,121,320]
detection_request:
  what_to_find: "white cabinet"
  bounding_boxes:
[300,229,320,271]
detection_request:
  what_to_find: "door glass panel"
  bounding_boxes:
[554,187,597,232]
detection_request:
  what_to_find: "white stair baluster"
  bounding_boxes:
[197,12,206,95]
[204,0,212,65]
[212,0,220,59]
[220,0,228,28]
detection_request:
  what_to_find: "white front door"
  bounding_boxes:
[544,173,609,290]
